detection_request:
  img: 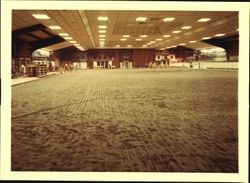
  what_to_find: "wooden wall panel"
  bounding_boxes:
[132,49,155,68]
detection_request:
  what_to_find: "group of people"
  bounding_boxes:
[147,61,170,69]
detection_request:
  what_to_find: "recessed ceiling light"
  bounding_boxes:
[181,26,192,29]
[156,38,162,41]
[49,26,61,30]
[163,17,175,22]
[99,35,106,37]
[120,38,127,41]
[214,33,225,37]
[136,17,147,22]
[163,35,170,38]
[202,37,211,40]
[172,30,181,33]
[99,30,106,33]
[98,25,107,29]
[64,37,73,40]
[98,17,108,21]
[73,43,80,46]
[123,35,130,37]
[69,40,77,43]
[127,45,132,47]
[140,35,148,37]
[198,18,211,22]
[32,14,50,19]
[136,38,142,41]
[179,43,186,45]
[115,45,120,47]
[147,43,152,45]
[189,40,197,43]
[59,33,69,36]
[171,45,177,48]
[150,41,156,44]
[142,45,147,47]
[99,38,105,41]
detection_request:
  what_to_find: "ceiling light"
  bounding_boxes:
[99,30,106,33]
[73,43,80,46]
[136,38,142,41]
[202,37,211,40]
[163,35,170,38]
[120,38,127,41]
[98,16,108,21]
[136,17,147,22]
[172,30,181,33]
[181,26,192,29]
[99,35,106,37]
[156,38,162,41]
[123,35,130,37]
[59,33,69,36]
[127,45,132,47]
[49,26,61,30]
[160,48,165,50]
[147,43,152,45]
[150,41,156,44]
[142,45,147,47]
[98,25,107,29]
[99,38,105,41]
[171,45,177,48]
[115,45,120,47]
[69,40,77,43]
[32,14,50,19]
[189,40,197,43]
[140,35,148,37]
[64,37,73,40]
[214,33,225,37]
[198,18,211,22]
[179,43,186,45]
[163,17,175,22]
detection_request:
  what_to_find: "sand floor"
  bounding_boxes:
[11,68,238,172]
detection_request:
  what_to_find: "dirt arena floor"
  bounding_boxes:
[11,68,238,172]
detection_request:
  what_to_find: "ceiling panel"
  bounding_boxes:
[12,10,239,51]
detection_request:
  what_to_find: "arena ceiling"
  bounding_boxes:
[12,10,239,51]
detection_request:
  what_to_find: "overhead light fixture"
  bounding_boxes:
[163,35,170,38]
[142,45,147,47]
[123,35,130,37]
[181,26,192,29]
[99,30,106,33]
[202,37,211,40]
[115,45,120,47]
[59,33,69,36]
[198,18,211,22]
[49,26,61,30]
[156,38,162,41]
[99,38,105,41]
[73,43,80,46]
[179,43,186,45]
[64,37,73,40]
[150,41,156,44]
[120,38,127,41]
[214,33,225,37]
[69,40,77,43]
[140,35,148,37]
[171,45,177,48]
[163,17,175,22]
[32,14,50,19]
[147,43,152,45]
[99,35,106,37]
[98,16,108,21]
[98,25,107,29]
[189,40,197,43]
[127,45,132,47]
[136,38,142,41]
[172,30,181,33]
[136,17,147,22]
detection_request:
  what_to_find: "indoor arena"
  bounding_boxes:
[10,8,239,173]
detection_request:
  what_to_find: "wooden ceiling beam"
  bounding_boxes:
[12,24,46,37]
[30,36,65,50]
